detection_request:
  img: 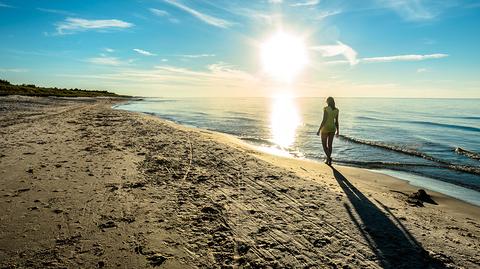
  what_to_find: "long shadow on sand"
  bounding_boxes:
[331,167,446,269]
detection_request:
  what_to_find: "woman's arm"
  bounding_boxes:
[335,110,339,136]
[316,109,327,136]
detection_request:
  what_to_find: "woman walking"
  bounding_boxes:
[316,97,339,166]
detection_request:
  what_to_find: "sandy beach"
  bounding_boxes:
[0,96,478,269]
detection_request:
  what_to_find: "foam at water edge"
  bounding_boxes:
[369,169,480,207]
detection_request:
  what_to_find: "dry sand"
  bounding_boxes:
[0,96,478,269]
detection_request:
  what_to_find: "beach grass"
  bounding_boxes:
[0,79,124,97]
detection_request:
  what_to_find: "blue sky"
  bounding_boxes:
[0,0,479,97]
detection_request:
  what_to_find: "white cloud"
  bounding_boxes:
[59,62,259,96]
[206,62,256,81]
[375,0,457,21]
[133,48,156,56]
[149,7,179,23]
[233,8,282,25]
[37,8,75,16]
[315,10,342,20]
[269,0,283,3]
[149,8,169,17]
[178,54,215,58]
[161,59,168,62]
[417,68,428,73]
[141,63,258,82]
[384,0,433,20]
[314,41,448,66]
[362,53,448,63]
[311,41,359,65]
[86,56,129,66]
[164,0,232,28]
[290,0,319,7]
[105,48,115,53]
[56,17,134,35]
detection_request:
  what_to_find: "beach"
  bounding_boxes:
[0,96,479,268]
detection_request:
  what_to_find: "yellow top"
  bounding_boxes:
[321,106,338,133]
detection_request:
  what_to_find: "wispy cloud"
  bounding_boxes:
[61,61,258,89]
[37,7,75,16]
[177,54,215,58]
[361,53,448,63]
[164,0,232,28]
[230,7,282,25]
[149,7,180,23]
[206,62,256,81]
[56,17,134,35]
[59,62,258,96]
[290,0,319,7]
[315,10,342,20]
[268,0,283,3]
[313,40,448,66]
[105,48,115,53]
[133,48,156,56]
[0,68,28,72]
[149,8,169,17]
[85,56,131,66]
[375,0,457,21]
[151,62,255,82]
[417,68,428,73]
[311,42,359,65]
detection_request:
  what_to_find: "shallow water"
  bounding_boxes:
[115,97,480,205]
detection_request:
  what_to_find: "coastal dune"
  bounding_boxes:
[0,96,478,268]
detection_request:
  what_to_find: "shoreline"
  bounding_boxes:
[368,169,480,207]
[118,104,480,210]
[1,96,479,268]
[178,123,480,216]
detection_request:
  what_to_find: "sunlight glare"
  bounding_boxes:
[261,31,308,82]
[270,93,301,149]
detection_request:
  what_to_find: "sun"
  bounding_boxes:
[260,31,308,82]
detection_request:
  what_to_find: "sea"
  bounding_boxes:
[115,97,480,206]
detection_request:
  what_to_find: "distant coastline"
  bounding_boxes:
[0,79,126,98]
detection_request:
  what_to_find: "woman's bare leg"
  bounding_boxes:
[321,132,330,162]
[327,133,335,164]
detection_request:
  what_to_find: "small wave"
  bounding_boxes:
[225,111,253,116]
[355,116,480,132]
[225,116,260,122]
[356,116,384,121]
[434,115,480,120]
[339,135,449,163]
[455,147,480,161]
[139,98,178,103]
[335,160,439,168]
[187,111,209,116]
[457,116,480,120]
[407,120,480,133]
[240,136,276,146]
[339,135,480,176]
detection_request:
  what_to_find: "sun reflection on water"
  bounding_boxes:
[270,94,301,150]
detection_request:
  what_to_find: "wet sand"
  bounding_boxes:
[0,96,478,268]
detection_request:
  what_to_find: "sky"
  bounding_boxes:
[0,0,479,98]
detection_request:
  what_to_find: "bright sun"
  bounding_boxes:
[261,31,308,82]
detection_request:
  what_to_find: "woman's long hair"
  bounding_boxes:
[326,97,336,110]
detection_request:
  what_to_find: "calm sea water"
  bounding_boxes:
[115,97,480,205]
